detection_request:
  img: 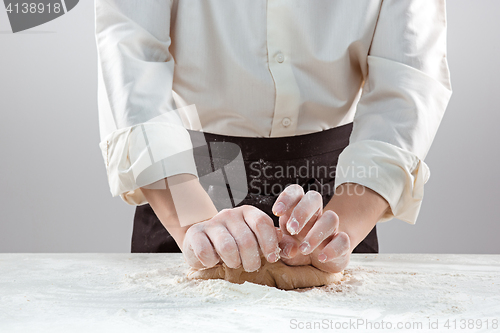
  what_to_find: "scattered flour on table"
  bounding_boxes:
[118,260,499,320]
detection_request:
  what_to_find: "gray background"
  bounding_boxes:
[0,1,498,253]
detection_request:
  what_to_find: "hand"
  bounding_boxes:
[182,205,282,272]
[273,183,390,273]
[272,184,350,273]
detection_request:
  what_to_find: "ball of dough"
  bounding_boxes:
[187,257,344,290]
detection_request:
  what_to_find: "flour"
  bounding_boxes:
[2,254,499,333]
[122,254,500,322]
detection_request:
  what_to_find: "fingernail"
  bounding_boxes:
[299,241,310,254]
[246,265,260,273]
[267,252,278,263]
[287,217,299,235]
[268,247,280,263]
[273,202,285,216]
[282,244,292,258]
[318,253,327,263]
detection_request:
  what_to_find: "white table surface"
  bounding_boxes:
[0,253,499,333]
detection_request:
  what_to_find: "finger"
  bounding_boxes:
[298,210,339,256]
[271,184,304,216]
[184,226,220,268]
[279,208,314,239]
[317,231,350,264]
[278,210,292,234]
[204,224,242,269]
[275,227,284,243]
[278,205,318,240]
[294,205,321,239]
[243,206,281,263]
[278,234,299,259]
[285,190,323,236]
[224,219,261,272]
[312,252,350,273]
[278,211,292,235]
[280,252,312,266]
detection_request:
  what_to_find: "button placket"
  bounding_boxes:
[266,0,301,137]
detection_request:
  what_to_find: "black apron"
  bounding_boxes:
[131,122,378,253]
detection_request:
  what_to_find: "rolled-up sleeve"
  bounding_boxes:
[95,0,198,205]
[334,0,453,224]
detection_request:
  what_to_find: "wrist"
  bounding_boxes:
[141,175,218,252]
[324,183,389,251]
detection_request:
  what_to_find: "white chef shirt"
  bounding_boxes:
[94,0,452,224]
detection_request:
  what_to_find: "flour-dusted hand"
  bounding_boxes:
[272,184,350,273]
[182,205,282,272]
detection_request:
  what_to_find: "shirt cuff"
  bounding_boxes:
[98,122,199,205]
[333,140,430,224]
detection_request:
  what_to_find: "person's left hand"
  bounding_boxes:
[272,184,351,273]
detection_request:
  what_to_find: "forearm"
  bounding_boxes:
[140,174,218,251]
[324,183,389,252]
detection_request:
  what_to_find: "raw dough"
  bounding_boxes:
[187,257,344,290]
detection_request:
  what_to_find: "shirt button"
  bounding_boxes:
[282,117,291,127]
[276,52,284,63]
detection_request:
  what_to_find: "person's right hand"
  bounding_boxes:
[182,205,283,272]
